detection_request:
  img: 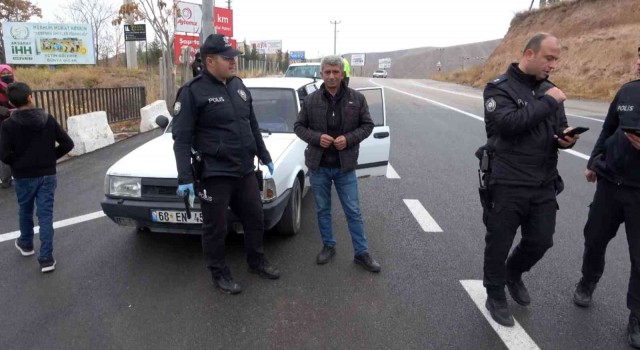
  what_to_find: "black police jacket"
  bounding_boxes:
[172,71,272,184]
[588,79,640,188]
[483,63,570,187]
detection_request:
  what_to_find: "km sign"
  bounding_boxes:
[214,7,233,37]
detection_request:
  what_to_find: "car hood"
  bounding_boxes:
[107,132,297,179]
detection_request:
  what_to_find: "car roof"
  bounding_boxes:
[243,77,315,89]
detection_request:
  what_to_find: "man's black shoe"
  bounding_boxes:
[39,258,56,273]
[213,275,242,295]
[250,259,280,280]
[506,277,531,306]
[485,297,515,327]
[629,314,640,349]
[573,278,597,307]
[15,240,35,257]
[354,252,381,273]
[316,245,336,265]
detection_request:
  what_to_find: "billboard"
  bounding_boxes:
[214,7,233,37]
[3,22,95,65]
[251,40,282,54]
[176,2,202,33]
[351,53,365,66]
[174,34,200,64]
[124,24,146,41]
[290,51,305,60]
[378,58,391,69]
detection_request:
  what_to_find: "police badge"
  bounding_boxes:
[485,98,496,113]
[174,101,181,115]
[238,89,247,101]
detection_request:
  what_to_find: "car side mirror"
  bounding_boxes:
[156,115,169,129]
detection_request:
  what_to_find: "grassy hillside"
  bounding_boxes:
[433,0,640,101]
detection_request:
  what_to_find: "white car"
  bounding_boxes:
[284,62,323,89]
[373,69,388,78]
[101,77,391,235]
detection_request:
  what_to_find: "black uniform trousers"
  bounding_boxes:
[200,171,265,278]
[581,178,640,316]
[483,183,557,300]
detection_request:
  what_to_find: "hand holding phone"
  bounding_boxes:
[562,126,589,138]
[621,126,640,136]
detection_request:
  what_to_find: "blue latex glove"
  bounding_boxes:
[177,183,194,197]
[267,162,274,175]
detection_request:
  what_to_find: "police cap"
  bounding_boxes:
[200,34,242,57]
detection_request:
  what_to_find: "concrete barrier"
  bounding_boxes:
[140,100,171,133]
[67,111,115,156]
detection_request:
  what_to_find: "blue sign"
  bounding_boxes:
[290,51,305,60]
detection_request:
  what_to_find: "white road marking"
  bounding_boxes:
[0,211,106,243]
[460,280,541,350]
[370,80,592,161]
[403,199,442,232]
[386,164,401,179]
[409,80,604,123]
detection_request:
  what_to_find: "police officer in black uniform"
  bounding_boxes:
[172,34,280,295]
[572,47,640,348]
[480,33,580,326]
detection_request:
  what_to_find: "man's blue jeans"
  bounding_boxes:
[309,167,369,256]
[15,176,57,261]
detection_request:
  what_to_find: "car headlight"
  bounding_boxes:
[261,178,277,203]
[109,176,142,198]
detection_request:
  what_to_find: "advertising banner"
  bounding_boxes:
[351,53,365,66]
[251,40,282,54]
[214,7,233,37]
[174,34,200,64]
[3,22,96,65]
[176,2,202,33]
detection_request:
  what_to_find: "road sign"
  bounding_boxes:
[351,53,365,66]
[379,58,391,69]
[124,24,146,41]
[290,51,305,60]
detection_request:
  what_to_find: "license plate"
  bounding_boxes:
[151,210,203,224]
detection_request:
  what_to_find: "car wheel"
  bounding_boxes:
[276,178,301,236]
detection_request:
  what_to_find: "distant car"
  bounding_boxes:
[373,69,388,78]
[285,63,322,89]
[101,78,391,236]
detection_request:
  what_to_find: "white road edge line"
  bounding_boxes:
[409,80,604,123]
[460,280,541,350]
[386,164,401,179]
[370,80,592,161]
[0,211,106,243]
[403,199,442,232]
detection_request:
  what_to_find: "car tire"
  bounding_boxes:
[276,178,301,236]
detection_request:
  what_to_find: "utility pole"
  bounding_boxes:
[330,20,341,55]
[226,0,231,9]
[201,0,216,46]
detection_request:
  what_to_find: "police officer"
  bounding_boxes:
[480,33,580,326]
[172,34,280,295]
[341,55,351,87]
[572,47,640,348]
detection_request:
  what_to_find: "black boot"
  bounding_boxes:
[573,278,597,307]
[485,297,515,327]
[213,274,242,295]
[506,275,531,306]
[249,258,280,280]
[316,245,336,265]
[629,313,640,349]
[354,252,381,273]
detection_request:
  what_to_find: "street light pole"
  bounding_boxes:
[330,20,341,55]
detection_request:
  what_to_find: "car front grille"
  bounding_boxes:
[141,178,180,200]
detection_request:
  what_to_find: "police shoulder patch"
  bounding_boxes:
[174,102,181,115]
[237,89,247,101]
[485,98,497,113]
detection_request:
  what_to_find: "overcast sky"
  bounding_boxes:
[32,0,540,58]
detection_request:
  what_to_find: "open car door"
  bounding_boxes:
[355,87,390,178]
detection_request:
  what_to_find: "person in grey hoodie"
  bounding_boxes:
[0,82,74,273]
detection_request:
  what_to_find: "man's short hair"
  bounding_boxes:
[523,33,552,54]
[7,82,31,108]
[321,55,344,71]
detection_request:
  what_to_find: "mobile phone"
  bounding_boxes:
[562,126,589,138]
[621,126,640,136]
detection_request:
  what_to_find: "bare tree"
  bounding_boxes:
[61,0,117,64]
[113,0,179,61]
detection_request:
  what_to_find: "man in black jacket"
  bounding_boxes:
[480,33,580,326]
[173,34,279,295]
[191,51,203,77]
[572,47,640,348]
[294,55,380,272]
[0,82,74,273]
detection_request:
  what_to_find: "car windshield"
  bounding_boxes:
[285,65,320,78]
[376,70,385,73]
[165,88,298,133]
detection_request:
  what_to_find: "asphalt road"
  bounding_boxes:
[0,77,631,350]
